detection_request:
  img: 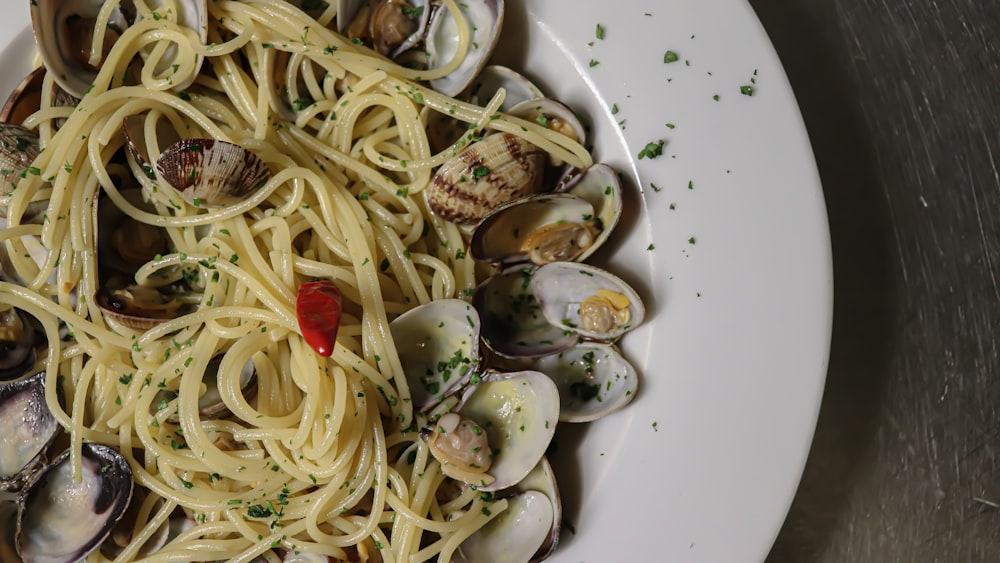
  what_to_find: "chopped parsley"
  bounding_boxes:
[637,140,665,160]
[663,50,679,63]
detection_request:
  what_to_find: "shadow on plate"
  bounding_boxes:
[747,1,900,560]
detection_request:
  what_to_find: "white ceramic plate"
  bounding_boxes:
[0,1,832,561]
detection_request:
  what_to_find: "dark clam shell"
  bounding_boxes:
[0,308,41,382]
[0,372,61,492]
[16,444,133,563]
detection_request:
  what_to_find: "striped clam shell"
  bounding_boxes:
[427,132,545,225]
[155,139,271,208]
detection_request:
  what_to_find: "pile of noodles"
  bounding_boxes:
[0,0,589,561]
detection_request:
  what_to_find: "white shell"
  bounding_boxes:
[0,373,59,491]
[473,264,577,359]
[530,261,645,342]
[466,65,544,110]
[426,0,505,96]
[470,193,596,265]
[533,342,638,422]
[389,299,481,410]
[559,163,624,263]
[455,491,554,563]
[457,370,559,491]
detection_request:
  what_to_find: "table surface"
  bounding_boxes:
[750,1,1000,561]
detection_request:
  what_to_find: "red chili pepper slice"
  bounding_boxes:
[296,280,343,357]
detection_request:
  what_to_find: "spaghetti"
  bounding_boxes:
[0,0,590,562]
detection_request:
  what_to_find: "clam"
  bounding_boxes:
[455,458,561,563]
[0,124,44,220]
[425,0,505,96]
[153,354,258,422]
[470,164,623,265]
[0,373,62,492]
[472,264,577,359]
[95,281,198,331]
[99,487,173,560]
[427,132,545,224]
[0,502,17,562]
[29,0,131,98]
[532,342,638,422]
[424,370,559,491]
[30,0,208,99]
[342,0,431,57]
[122,113,183,180]
[507,99,586,167]
[96,189,172,280]
[16,443,134,563]
[0,308,38,382]
[388,299,481,410]
[530,262,644,342]
[0,67,79,127]
[466,65,544,110]
[155,138,272,208]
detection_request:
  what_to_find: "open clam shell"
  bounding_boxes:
[0,372,62,492]
[122,113,183,180]
[389,299,481,410]
[30,0,130,98]
[507,99,586,159]
[0,67,79,127]
[95,281,199,331]
[96,189,173,281]
[16,443,134,563]
[530,261,645,342]
[470,192,599,266]
[31,0,208,99]
[466,65,544,110]
[341,0,431,57]
[456,456,561,563]
[533,342,638,422]
[152,354,258,422]
[425,0,505,97]
[0,124,45,221]
[454,370,559,492]
[557,163,623,262]
[473,264,578,359]
[155,138,271,208]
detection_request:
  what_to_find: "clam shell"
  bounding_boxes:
[456,370,559,491]
[0,68,80,127]
[0,308,39,382]
[530,261,645,342]
[507,98,586,153]
[0,123,48,222]
[473,264,577,359]
[532,342,638,422]
[16,444,134,563]
[0,372,61,492]
[155,138,271,208]
[389,299,481,410]
[95,282,199,331]
[122,113,183,180]
[466,65,544,110]
[456,457,561,563]
[469,192,597,265]
[30,0,130,98]
[425,0,505,96]
[427,132,545,225]
[556,163,623,263]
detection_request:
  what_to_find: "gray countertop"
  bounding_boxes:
[750,1,1000,561]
